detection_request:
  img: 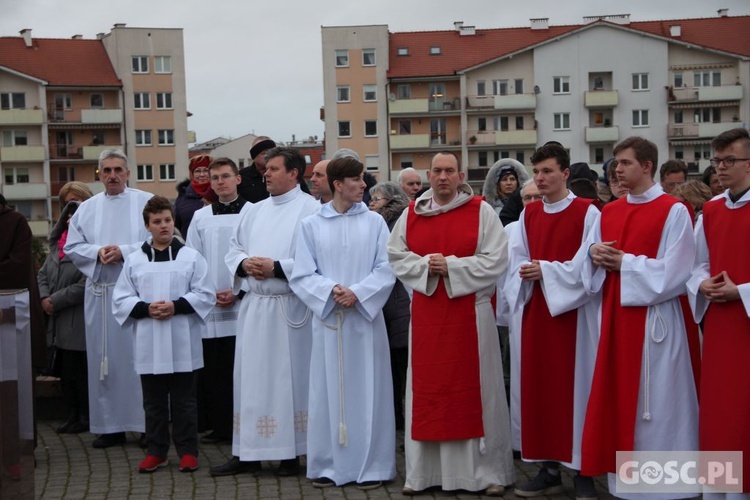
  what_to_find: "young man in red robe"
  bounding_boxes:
[506,143,600,499]
[582,137,698,499]
[688,127,750,500]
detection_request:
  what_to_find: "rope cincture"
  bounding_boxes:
[642,306,668,421]
[92,282,115,381]
[322,308,349,447]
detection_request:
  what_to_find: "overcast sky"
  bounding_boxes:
[2,0,748,145]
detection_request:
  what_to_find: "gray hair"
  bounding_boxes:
[370,181,411,206]
[331,148,360,162]
[521,178,536,195]
[397,167,420,183]
[98,148,129,170]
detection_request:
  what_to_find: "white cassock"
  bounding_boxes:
[505,194,600,470]
[111,243,215,374]
[186,203,251,339]
[290,202,396,485]
[224,186,320,461]
[65,188,152,434]
[581,185,698,499]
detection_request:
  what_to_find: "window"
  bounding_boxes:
[694,71,721,87]
[2,130,28,146]
[492,79,509,96]
[674,110,683,124]
[137,164,153,181]
[92,131,105,145]
[90,93,104,108]
[4,167,29,185]
[364,120,377,137]
[674,72,684,87]
[593,112,604,125]
[515,116,524,130]
[477,81,486,96]
[156,92,173,109]
[304,155,312,164]
[499,116,509,132]
[338,121,351,137]
[694,108,721,123]
[632,73,649,91]
[632,109,649,127]
[478,117,487,132]
[134,92,150,109]
[694,145,711,160]
[398,120,411,135]
[594,147,604,163]
[54,93,73,109]
[335,50,349,67]
[554,113,571,130]
[400,155,413,169]
[478,151,488,167]
[501,151,510,159]
[553,76,570,94]
[365,155,379,172]
[429,46,441,55]
[336,86,350,103]
[154,56,171,74]
[0,92,25,109]
[515,79,524,94]
[135,129,152,146]
[397,47,409,56]
[516,151,525,164]
[675,146,684,160]
[159,164,175,180]
[397,84,411,99]
[132,56,149,73]
[58,166,75,183]
[363,85,377,102]
[158,129,174,145]
[362,49,375,66]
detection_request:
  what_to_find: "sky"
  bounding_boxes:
[2,0,749,146]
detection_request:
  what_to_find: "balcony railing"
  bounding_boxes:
[1,182,48,200]
[466,129,537,147]
[47,107,123,124]
[466,94,537,110]
[584,90,619,108]
[668,121,741,139]
[0,108,44,125]
[0,145,46,162]
[585,125,620,143]
[668,85,743,103]
[50,144,83,160]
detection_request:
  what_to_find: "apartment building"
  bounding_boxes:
[321,11,750,186]
[0,25,188,235]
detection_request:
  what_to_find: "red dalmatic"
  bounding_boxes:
[581,194,678,477]
[521,198,592,462]
[406,197,484,441]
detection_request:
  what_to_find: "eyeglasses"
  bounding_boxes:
[522,194,544,202]
[370,196,387,202]
[193,168,210,176]
[709,157,750,168]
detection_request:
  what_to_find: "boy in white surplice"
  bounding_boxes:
[112,196,215,474]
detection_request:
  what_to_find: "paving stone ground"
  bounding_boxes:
[34,419,616,499]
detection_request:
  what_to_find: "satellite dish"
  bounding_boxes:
[534,85,540,95]
[389,93,397,101]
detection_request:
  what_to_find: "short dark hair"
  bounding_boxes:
[142,195,174,225]
[659,159,688,181]
[711,127,750,153]
[530,143,570,171]
[208,157,238,175]
[431,151,461,169]
[264,147,306,182]
[327,157,363,194]
[569,178,598,200]
[613,136,658,178]
[701,165,717,186]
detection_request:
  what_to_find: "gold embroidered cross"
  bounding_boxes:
[294,411,308,433]
[256,416,277,438]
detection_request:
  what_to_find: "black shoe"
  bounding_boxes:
[275,457,300,477]
[138,433,147,449]
[312,477,335,488]
[209,456,261,477]
[92,432,126,449]
[56,414,79,434]
[200,431,230,444]
[574,474,598,500]
[357,480,382,490]
[64,420,89,434]
[514,468,564,497]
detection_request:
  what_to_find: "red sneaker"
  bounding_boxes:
[138,455,168,473]
[179,454,199,473]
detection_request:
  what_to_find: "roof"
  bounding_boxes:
[387,15,750,78]
[0,37,121,87]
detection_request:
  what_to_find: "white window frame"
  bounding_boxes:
[156,92,173,110]
[336,86,350,103]
[553,113,571,130]
[397,47,409,56]
[337,121,351,138]
[0,92,26,109]
[674,72,684,87]
[158,129,174,146]
[553,76,570,94]
[429,46,441,55]
[154,56,172,74]
[364,120,377,137]
[137,164,153,182]
[135,129,152,146]
[2,130,28,147]
[632,73,649,91]
[514,79,524,94]
[3,167,30,185]
[131,56,149,74]
[397,84,411,99]
[694,70,721,87]
[90,93,104,109]
[159,164,175,181]
[476,81,486,96]
[632,109,649,128]
[55,93,73,110]
[335,50,349,67]
[363,84,377,102]
[133,92,150,110]
[492,79,509,96]
[362,48,376,66]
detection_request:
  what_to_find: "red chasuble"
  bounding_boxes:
[580,194,678,477]
[521,197,593,462]
[700,198,750,492]
[406,196,484,441]
[678,200,702,396]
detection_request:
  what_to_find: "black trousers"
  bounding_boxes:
[59,349,88,421]
[141,371,198,458]
[390,347,408,430]
[197,336,235,437]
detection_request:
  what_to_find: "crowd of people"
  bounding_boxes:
[1,126,746,498]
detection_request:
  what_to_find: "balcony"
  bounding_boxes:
[0,108,44,125]
[389,99,429,114]
[495,130,537,147]
[28,220,50,237]
[669,85,743,103]
[390,134,430,149]
[50,145,83,160]
[81,108,123,124]
[584,90,619,108]
[83,145,123,161]
[585,126,620,143]
[668,121,740,139]
[466,94,537,111]
[0,145,46,162]
[1,183,47,200]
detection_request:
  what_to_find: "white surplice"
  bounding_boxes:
[505,193,600,470]
[186,203,251,338]
[388,185,516,492]
[224,186,319,461]
[111,243,215,374]
[290,201,396,485]
[64,188,153,434]
[581,184,698,500]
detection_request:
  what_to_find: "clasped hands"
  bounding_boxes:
[428,253,448,277]
[700,271,740,303]
[148,301,175,320]
[98,245,122,265]
[242,257,274,281]
[589,240,624,271]
[332,285,358,308]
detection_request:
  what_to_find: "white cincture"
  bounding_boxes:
[92,282,115,380]
[642,306,668,421]
[322,308,350,446]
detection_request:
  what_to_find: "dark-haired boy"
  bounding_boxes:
[112,196,215,474]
